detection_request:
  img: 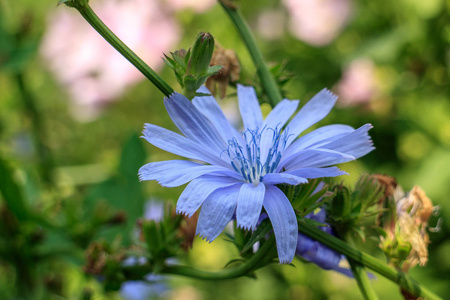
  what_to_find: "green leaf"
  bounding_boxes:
[0,157,28,220]
[241,218,271,253]
[85,133,146,245]
[118,133,146,178]
[172,52,188,69]
[163,55,175,68]
[207,65,223,75]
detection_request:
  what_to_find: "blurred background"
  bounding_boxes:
[0,0,449,299]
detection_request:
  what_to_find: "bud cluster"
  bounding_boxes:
[164,32,222,99]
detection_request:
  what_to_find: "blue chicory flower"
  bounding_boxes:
[297,209,353,276]
[139,84,374,263]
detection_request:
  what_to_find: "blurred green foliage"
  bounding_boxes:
[0,0,449,299]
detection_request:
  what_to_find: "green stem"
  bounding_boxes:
[69,3,173,97]
[16,73,54,186]
[161,235,275,280]
[349,259,379,300]
[298,221,442,300]
[346,237,379,300]
[218,0,282,107]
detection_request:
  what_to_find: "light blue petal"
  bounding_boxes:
[140,161,236,187]
[284,124,354,157]
[164,92,227,153]
[139,160,200,182]
[320,124,374,159]
[259,99,300,165]
[177,176,242,217]
[262,99,299,129]
[237,84,263,130]
[262,173,308,185]
[193,86,244,144]
[286,167,348,179]
[196,185,241,242]
[160,165,242,187]
[286,89,337,147]
[280,148,355,171]
[142,123,229,167]
[263,185,298,264]
[236,183,266,230]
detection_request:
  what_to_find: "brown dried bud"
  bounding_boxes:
[396,186,434,270]
[371,174,398,202]
[206,45,240,98]
[84,242,108,275]
[178,212,199,251]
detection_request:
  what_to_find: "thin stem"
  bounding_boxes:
[298,221,442,300]
[71,4,174,97]
[349,259,379,300]
[161,235,275,280]
[346,236,379,300]
[16,73,54,186]
[218,0,282,107]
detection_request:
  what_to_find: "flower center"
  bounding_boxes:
[223,126,290,184]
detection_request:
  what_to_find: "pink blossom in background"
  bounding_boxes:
[257,9,285,40]
[335,58,378,106]
[283,0,352,46]
[41,0,180,121]
[165,0,216,13]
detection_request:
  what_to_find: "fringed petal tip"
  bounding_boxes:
[320,88,339,101]
[278,257,294,264]
[175,209,195,219]
[236,224,256,232]
[195,232,214,243]
[164,91,181,102]
[141,124,152,139]
[137,174,144,182]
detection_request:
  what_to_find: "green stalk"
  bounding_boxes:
[349,259,379,300]
[346,236,379,300]
[16,73,54,186]
[67,2,173,97]
[298,221,442,300]
[218,0,282,107]
[161,236,275,280]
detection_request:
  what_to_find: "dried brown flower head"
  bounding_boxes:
[206,45,240,98]
[396,186,433,270]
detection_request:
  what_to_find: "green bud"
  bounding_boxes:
[187,32,215,77]
[59,0,89,8]
[163,49,190,87]
[164,33,221,98]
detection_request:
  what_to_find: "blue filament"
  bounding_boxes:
[223,126,289,183]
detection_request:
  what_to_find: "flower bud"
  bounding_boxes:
[164,32,222,99]
[59,0,89,8]
[187,32,215,77]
